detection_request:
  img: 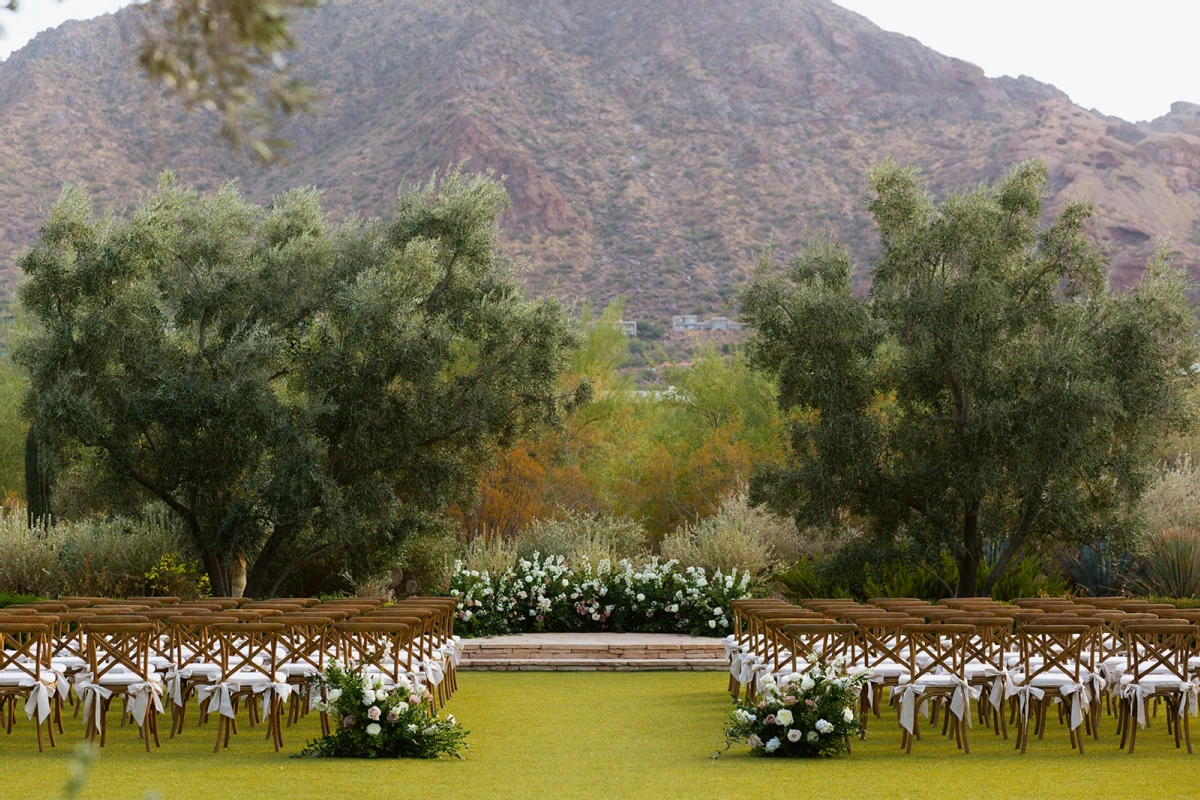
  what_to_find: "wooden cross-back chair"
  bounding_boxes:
[0,621,59,752]
[758,610,829,675]
[275,615,335,728]
[166,614,238,736]
[944,615,1013,737]
[78,621,162,752]
[204,622,288,753]
[1012,623,1096,754]
[854,616,921,723]
[389,601,458,703]
[1119,622,1198,755]
[727,600,790,695]
[896,623,976,754]
[334,620,423,710]
[779,622,858,674]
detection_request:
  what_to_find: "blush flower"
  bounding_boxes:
[367,706,381,721]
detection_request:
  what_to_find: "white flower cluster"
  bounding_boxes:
[449,554,754,635]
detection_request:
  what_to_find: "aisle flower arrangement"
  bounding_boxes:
[449,553,754,637]
[298,662,469,759]
[725,659,869,758]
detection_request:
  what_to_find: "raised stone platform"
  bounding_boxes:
[459,633,728,671]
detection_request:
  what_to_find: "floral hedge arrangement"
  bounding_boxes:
[298,662,468,759]
[725,659,868,758]
[449,553,754,637]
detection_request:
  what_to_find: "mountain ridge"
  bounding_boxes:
[1,0,1198,322]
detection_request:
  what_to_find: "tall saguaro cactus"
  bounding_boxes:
[24,421,53,528]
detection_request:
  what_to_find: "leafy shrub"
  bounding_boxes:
[517,512,647,565]
[1134,528,1200,598]
[0,506,205,599]
[661,493,800,577]
[1139,458,1200,536]
[0,591,44,608]
[1057,543,1137,596]
[449,553,754,637]
[0,513,60,596]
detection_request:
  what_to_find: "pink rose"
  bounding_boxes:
[757,701,767,710]
[408,695,421,706]
[342,715,356,728]
[765,714,776,725]
[367,706,381,721]
[783,696,797,705]
[806,699,815,707]
[387,709,401,722]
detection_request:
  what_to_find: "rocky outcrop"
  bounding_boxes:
[0,0,1196,315]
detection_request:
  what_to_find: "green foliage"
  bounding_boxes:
[0,353,25,499]
[299,664,468,759]
[0,590,43,608]
[517,511,647,565]
[661,492,801,578]
[1057,543,1137,596]
[725,666,867,758]
[742,160,1199,596]
[15,170,578,598]
[1134,529,1200,598]
[0,506,202,598]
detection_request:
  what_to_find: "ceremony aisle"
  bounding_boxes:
[2,672,1195,800]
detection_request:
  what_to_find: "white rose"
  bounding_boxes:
[708,620,717,629]
[843,707,855,723]
[786,729,802,743]
[800,676,815,692]
[366,723,382,736]
[764,737,781,753]
[815,719,834,734]
[636,593,645,602]
[362,689,376,706]
[806,731,819,743]
[775,709,793,726]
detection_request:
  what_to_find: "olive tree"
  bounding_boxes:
[741,160,1199,596]
[15,170,580,597]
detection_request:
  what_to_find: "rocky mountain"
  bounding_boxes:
[0,0,1198,323]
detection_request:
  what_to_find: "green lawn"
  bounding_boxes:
[3,672,1197,800]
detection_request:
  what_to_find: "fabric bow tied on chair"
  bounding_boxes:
[1058,682,1088,731]
[75,673,114,733]
[126,680,164,727]
[23,679,53,723]
[1178,679,1200,719]
[1122,682,1148,729]
[196,682,236,720]
[948,678,978,728]
[1013,683,1046,727]
[423,658,445,687]
[898,683,928,735]
[258,673,295,719]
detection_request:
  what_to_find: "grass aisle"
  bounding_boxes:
[3,672,1197,799]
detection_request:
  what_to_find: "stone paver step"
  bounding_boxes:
[461,657,728,672]
[457,633,729,672]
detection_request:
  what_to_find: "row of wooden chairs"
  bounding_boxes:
[0,595,461,754]
[727,597,1200,755]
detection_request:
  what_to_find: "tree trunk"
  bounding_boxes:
[229,549,247,598]
[955,501,981,597]
[202,549,232,598]
[24,422,53,528]
[242,524,292,599]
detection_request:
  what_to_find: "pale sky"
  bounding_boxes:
[0,1,1195,123]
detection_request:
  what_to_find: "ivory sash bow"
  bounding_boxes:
[898,678,976,735]
[126,680,164,726]
[1013,684,1045,728]
[1179,679,1200,718]
[164,665,184,708]
[1057,682,1088,731]
[423,658,445,687]
[196,683,236,720]
[22,680,52,723]
[257,677,295,718]
[75,673,114,732]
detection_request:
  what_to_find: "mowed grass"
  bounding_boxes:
[2,672,1197,800]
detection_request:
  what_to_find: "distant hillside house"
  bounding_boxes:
[615,320,638,337]
[672,315,743,332]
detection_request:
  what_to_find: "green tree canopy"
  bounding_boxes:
[15,170,579,597]
[741,159,1199,596]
